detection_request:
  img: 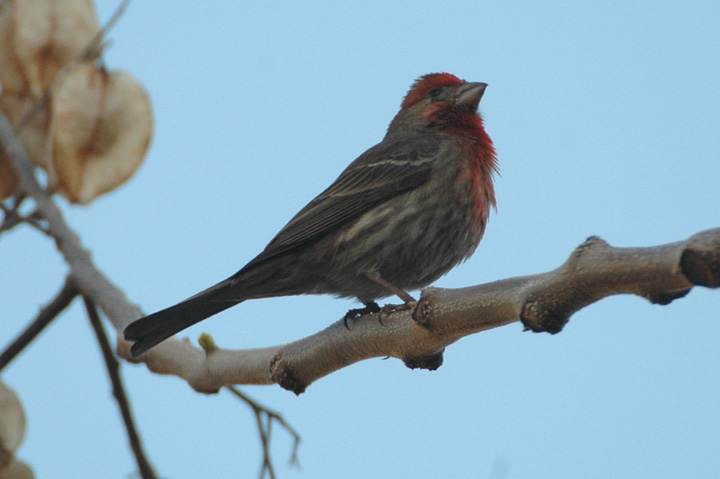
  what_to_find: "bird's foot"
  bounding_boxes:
[377,301,417,325]
[378,301,416,315]
[343,301,381,329]
[343,300,418,329]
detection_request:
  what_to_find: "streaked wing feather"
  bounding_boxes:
[268,165,430,249]
[241,144,436,270]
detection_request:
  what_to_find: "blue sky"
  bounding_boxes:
[2,1,719,478]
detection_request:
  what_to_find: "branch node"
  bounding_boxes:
[412,287,440,327]
[520,298,568,334]
[190,381,221,395]
[680,241,720,288]
[270,353,307,395]
[642,288,691,305]
[582,235,610,248]
[579,235,610,253]
[403,349,444,370]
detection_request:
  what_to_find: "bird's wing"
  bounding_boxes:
[241,136,439,270]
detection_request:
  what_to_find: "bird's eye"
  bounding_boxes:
[428,87,442,99]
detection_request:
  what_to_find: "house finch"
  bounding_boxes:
[125,73,498,357]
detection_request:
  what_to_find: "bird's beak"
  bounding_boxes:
[456,82,487,110]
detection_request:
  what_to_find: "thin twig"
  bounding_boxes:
[255,410,276,479]
[83,295,157,479]
[0,201,23,233]
[0,201,49,235]
[0,195,26,233]
[227,385,301,478]
[0,276,78,372]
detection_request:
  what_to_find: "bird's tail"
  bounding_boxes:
[124,279,243,358]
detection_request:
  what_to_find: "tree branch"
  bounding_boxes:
[0,276,78,372]
[84,296,157,479]
[115,229,719,395]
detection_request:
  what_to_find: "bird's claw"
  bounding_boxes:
[343,301,381,329]
[343,301,417,328]
[378,301,417,324]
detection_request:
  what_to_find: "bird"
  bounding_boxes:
[124,72,498,357]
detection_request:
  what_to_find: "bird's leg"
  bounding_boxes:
[364,271,416,304]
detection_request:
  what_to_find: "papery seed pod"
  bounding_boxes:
[0,0,99,98]
[0,381,26,466]
[0,459,34,479]
[51,61,153,204]
[0,91,52,198]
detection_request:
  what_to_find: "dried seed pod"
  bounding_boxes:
[0,381,26,466]
[51,61,153,204]
[0,91,51,198]
[0,0,99,97]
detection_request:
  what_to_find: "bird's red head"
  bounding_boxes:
[394,72,498,213]
[393,73,491,141]
[401,73,467,110]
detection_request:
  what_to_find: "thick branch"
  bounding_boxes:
[116,229,719,395]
